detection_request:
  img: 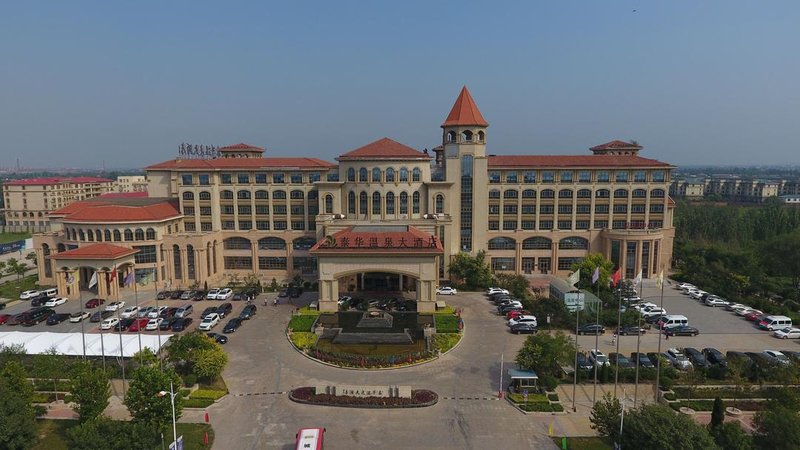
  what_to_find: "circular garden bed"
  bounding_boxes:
[289,387,438,408]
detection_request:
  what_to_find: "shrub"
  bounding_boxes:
[183,374,197,388]
[290,332,317,350]
[190,389,227,400]
[551,403,564,412]
[434,315,460,333]
[183,398,215,408]
[540,375,559,392]
[519,402,554,412]
[290,387,438,407]
[507,393,549,403]
[31,392,55,403]
[433,333,461,353]
[659,376,674,391]
[663,392,677,401]
[547,393,559,402]
[179,388,190,398]
[288,315,317,332]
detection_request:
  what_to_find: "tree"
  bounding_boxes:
[167,330,216,367]
[515,331,576,377]
[70,361,111,423]
[124,365,183,432]
[25,251,37,266]
[619,404,718,450]
[0,361,37,449]
[590,392,622,441]
[493,273,531,299]
[447,251,492,290]
[571,253,615,291]
[711,422,754,450]
[192,346,229,381]
[132,348,159,368]
[710,397,725,430]
[33,346,69,401]
[754,404,800,449]
[685,368,706,401]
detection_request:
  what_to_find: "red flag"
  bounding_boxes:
[204,411,209,423]
[611,268,622,287]
[109,266,117,283]
[203,432,209,446]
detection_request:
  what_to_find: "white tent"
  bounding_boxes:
[0,332,172,358]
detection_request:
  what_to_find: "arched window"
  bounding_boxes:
[224,237,252,250]
[577,189,592,198]
[87,229,94,241]
[79,229,86,241]
[220,190,233,200]
[540,189,555,199]
[488,237,516,250]
[650,189,665,198]
[595,189,610,198]
[462,130,473,141]
[186,244,196,280]
[372,192,381,215]
[614,189,628,198]
[386,192,395,214]
[237,190,251,200]
[477,130,485,141]
[182,192,194,201]
[359,168,368,182]
[57,243,66,253]
[199,191,211,200]
[293,237,316,250]
[173,245,182,280]
[559,237,589,250]
[522,237,552,250]
[104,230,112,242]
[400,192,408,214]
[124,229,133,241]
[412,191,420,213]
[386,167,395,182]
[273,190,286,199]
[258,237,286,250]
[42,244,52,278]
[435,194,444,214]
[399,167,409,182]
[347,167,356,182]
[255,190,268,199]
[504,189,518,199]
[348,192,356,214]
[359,191,368,214]
[447,131,457,142]
[559,189,573,198]
[146,228,156,240]
[325,194,333,214]
[372,168,381,182]
[113,230,121,242]
[522,189,537,198]
[135,229,145,241]
[412,168,421,182]
[489,189,501,199]
[632,189,647,198]
[95,229,102,241]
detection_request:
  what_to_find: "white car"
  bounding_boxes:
[666,348,693,370]
[145,318,163,331]
[589,349,610,367]
[689,290,707,300]
[338,296,352,305]
[725,303,747,312]
[206,288,220,300]
[705,297,729,307]
[100,317,120,330]
[44,297,68,307]
[508,315,537,327]
[120,306,140,319]
[69,311,90,322]
[633,302,658,312]
[105,301,126,311]
[773,327,800,339]
[641,307,667,317]
[198,313,220,331]
[729,304,750,314]
[735,306,758,316]
[19,290,41,300]
[436,287,457,295]
[137,307,155,318]
[487,287,509,295]
[217,288,233,300]
[764,350,791,365]
[677,282,695,290]
[148,306,168,318]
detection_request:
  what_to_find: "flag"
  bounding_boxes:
[591,267,600,285]
[633,270,642,287]
[109,266,117,283]
[611,268,622,287]
[656,270,664,290]
[567,269,580,286]
[66,272,75,285]
[123,271,135,286]
[88,271,98,289]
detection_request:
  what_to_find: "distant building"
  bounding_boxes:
[3,177,114,232]
[671,175,784,203]
[780,195,800,205]
[115,175,148,193]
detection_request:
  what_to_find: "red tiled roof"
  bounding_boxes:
[99,192,149,199]
[4,177,114,186]
[487,155,672,168]
[590,140,642,151]
[310,226,443,255]
[442,86,488,127]
[50,243,138,260]
[145,157,335,171]
[50,199,181,223]
[219,143,264,151]
[337,138,430,161]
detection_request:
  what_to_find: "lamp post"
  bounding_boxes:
[157,381,178,450]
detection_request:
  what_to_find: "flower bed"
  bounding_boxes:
[190,389,227,401]
[672,386,777,400]
[289,387,438,408]
[518,402,563,412]
[288,315,318,332]
[507,393,549,404]
[434,315,461,333]
[310,348,434,368]
[290,332,317,350]
[433,333,461,353]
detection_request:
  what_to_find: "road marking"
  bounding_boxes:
[441,396,500,401]
[234,392,286,397]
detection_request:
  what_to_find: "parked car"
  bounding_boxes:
[577,324,606,335]
[232,291,245,301]
[487,287,509,296]
[85,298,105,309]
[508,315,537,328]
[609,353,635,368]
[105,301,125,311]
[498,303,524,314]
[703,348,728,367]
[633,302,658,312]
[170,290,184,300]
[180,290,195,300]
[207,332,228,344]
[644,314,666,325]
[69,311,91,322]
[780,350,800,363]
[436,287,457,295]
[665,325,700,337]
[216,303,233,318]
[575,353,594,370]
[193,291,207,301]
[630,352,655,368]
[216,288,234,300]
[160,307,179,318]
[725,303,748,312]
[726,351,754,368]
[206,289,220,300]
[20,290,43,300]
[171,317,194,331]
[677,282,696,290]
[647,352,670,368]
[764,350,791,365]
[666,348,693,370]
[198,313,220,331]
[90,310,113,322]
[240,304,257,320]
[201,307,219,319]
[101,317,120,330]
[616,325,646,336]
[746,351,779,370]
[509,322,538,334]
[288,287,303,298]
[159,317,178,330]
[114,318,136,331]
[30,295,50,307]
[773,327,800,339]
[223,318,243,333]
[0,314,11,325]
[589,349,610,367]
[120,306,140,319]
[737,307,762,317]
[128,318,150,332]
[506,310,531,321]
[278,289,289,298]
[137,307,155,318]
[705,297,730,307]
[641,307,667,317]
[45,313,70,325]
[744,311,766,322]
[21,308,55,326]
[683,347,711,369]
[44,297,68,307]
[156,291,170,300]
[145,318,163,331]
[148,306,168,319]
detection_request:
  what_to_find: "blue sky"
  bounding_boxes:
[1,1,798,169]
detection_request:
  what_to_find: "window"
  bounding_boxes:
[238,205,252,215]
[558,205,572,214]
[386,168,395,182]
[613,204,628,213]
[578,171,591,183]
[221,205,234,215]
[224,237,251,250]
[359,192,368,214]
[491,257,515,271]
[293,237,316,250]
[291,205,305,215]
[559,237,589,250]
[222,220,235,230]
[596,189,610,198]
[182,192,194,201]
[632,189,647,198]
[612,220,627,229]
[614,189,628,198]
[521,220,535,230]
[146,228,156,240]
[506,172,517,183]
[504,189,518,199]
[184,222,196,232]
[181,174,193,185]
[290,173,303,184]
[221,173,232,184]
[542,171,554,183]
[597,171,610,183]
[199,174,210,185]
[290,190,304,199]
[594,220,608,229]
[652,171,666,182]
[558,189,573,198]
[255,173,267,184]
[293,256,317,275]
[173,245,182,279]
[412,168,421,182]
[201,222,213,231]
[348,192,356,214]
[359,168,368,182]
[258,257,286,270]
[522,189,536,198]
[558,257,584,270]
[650,189,665,198]
[87,229,94,241]
[199,191,211,200]
[488,220,499,230]
[225,256,252,270]
[221,190,233,200]
[291,220,305,230]
[255,190,268,199]
[259,237,286,250]
[399,167,408,182]
[631,204,646,213]
[576,204,591,214]
[255,205,268,215]
[615,171,628,182]
[273,190,286,199]
[503,204,517,214]
[238,190,251,200]
[488,237,516,250]
[634,171,646,183]
[104,230,112,241]
[309,172,320,183]
[489,189,501,199]
[523,237,552,249]
[560,171,573,182]
[540,189,555,198]
[649,220,663,229]
[113,230,121,241]
[557,220,572,229]
[273,173,285,184]
[489,205,500,214]
[238,173,250,184]
[135,229,145,241]
[650,204,664,213]
[503,220,517,230]
[413,191,420,214]
[183,206,195,215]
[576,220,590,230]
[308,190,318,200]
[372,192,381,214]
[347,168,356,181]
[256,221,269,230]
[577,189,592,198]
[521,205,536,214]
[539,220,553,230]
[540,205,554,214]
[386,192,395,214]
[325,195,333,214]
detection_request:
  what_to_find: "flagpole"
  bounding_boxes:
[151,270,163,371]
[613,276,622,397]
[572,301,580,412]
[130,267,143,360]
[118,309,127,398]
[654,269,665,403]
[634,275,643,407]
[77,270,86,360]
[593,273,600,405]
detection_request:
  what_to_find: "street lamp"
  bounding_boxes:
[157,381,178,450]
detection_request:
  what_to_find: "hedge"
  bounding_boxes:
[183,398,215,408]
[519,402,557,412]
[190,389,227,400]
[507,393,549,404]
[434,315,460,333]
[288,315,317,332]
[672,386,778,400]
[547,393,559,402]
[433,333,461,353]
[290,332,317,350]
[669,400,766,412]
[31,393,56,404]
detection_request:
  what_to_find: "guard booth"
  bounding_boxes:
[507,368,538,394]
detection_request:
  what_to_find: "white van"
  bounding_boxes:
[658,315,689,329]
[43,288,58,297]
[175,303,194,319]
[759,315,792,331]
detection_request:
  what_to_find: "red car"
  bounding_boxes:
[85,298,105,309]
[0,314,12,325]
[506,310,531,320]
[744,311,764,321]
[128,318,150,332]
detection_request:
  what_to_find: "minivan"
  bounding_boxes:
[758,315,792,331]
[175,304,194,319]
[658,315,689,329]
[43,288,58,297]
[20,308,55,326]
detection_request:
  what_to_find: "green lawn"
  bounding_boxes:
[0,274,38,300]
[0,231,31,244]
[551,436,613,450]
[32,420,214,450]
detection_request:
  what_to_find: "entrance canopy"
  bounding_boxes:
[0,332,171,358]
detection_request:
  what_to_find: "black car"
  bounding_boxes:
[160,307,178,318]
[647,352,669,367]
[726,351,753,367]
[216,302,233,318]
[46,313,70,325]
[223,318,243,333]
[171,317,193,331]
[30,295,51,307]
[745,352,777,369]
[609,353,635,368]
[616,325,646,336]
[201,306,219,318]
[239,304,257,320]
[278,289,289,298]
[193,291,207,301]
[114,317,136,331]
[644,314,666,325]
[684,347,711,368]
[665,325,699,336]
[90,310,113,323]
[207,332,228,345]
[159,317,179,330]
[576,353,594,371]
[630,352,655,368]
[498,304,523,314]
[288,287,303,298]
[170,290,184,300]
[781,350,800,363]
[577,324,606,335]
[20,308,55,326]
[509,322,538,334]
[703,348,728,367]
[232,291,245,301]
[157,291,170,300]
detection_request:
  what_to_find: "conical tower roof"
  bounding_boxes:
[441,86,488,127]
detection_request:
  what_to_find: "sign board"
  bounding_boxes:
[168,435,183,450]
[0,240,25,255]
[315,385,411,398]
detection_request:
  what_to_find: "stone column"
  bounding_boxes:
[56,270,68,299]
[399,274,404,291]
[97,270,108,298]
